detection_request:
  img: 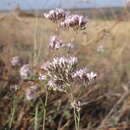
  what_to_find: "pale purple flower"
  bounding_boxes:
[46,57,78,71]
[59,14,88,30]
[49,36,63,49]
[52,57,66,67]
[44,13,49,18]
[49,57,77,74]
[47,80,56,88]
[59,21,68,29]
[11,56,22,67]
[44,10,56,21]
[68,57,78,66]
[78,15,88,29]
[47,79,66,92]
[25,85,38,101]
[97,45,105,52]
[55,42,63,49]
[39,73,47,80]
[50,35,58,42]
[86,72,97,81]
[72,68,97,81]
[44,8,67,22]
[72,68,88,79]
[20,64,32,80]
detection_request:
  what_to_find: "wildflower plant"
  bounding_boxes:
[34,33,97,129]
[7,8,98,130]
[39,55,97,130]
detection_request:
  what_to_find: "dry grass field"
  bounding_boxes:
[0,9,130,130]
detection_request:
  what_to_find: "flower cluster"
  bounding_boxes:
[41,57,78,76]
[19,64,32,80]
[45,8,88,30]
[47,79,66,92]
[49,35,63,49]
[72,68,97,82]
[43,56,78,71]
[44,8,68,22]
[40,57,78,92]
[11,56,22,67]
[40,55,97,92]
[48,36,75,50]
[59,14,88,30]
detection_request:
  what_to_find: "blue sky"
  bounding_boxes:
[0,0,125,10]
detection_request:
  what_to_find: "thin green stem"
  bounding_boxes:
[74,108,80,130]
[34,104,39,130]
[74,107,78,130]
[42,89,48,130]
[77,111,80,130]
[9,96,17,129]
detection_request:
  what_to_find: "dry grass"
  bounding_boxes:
[0,10,130,130]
